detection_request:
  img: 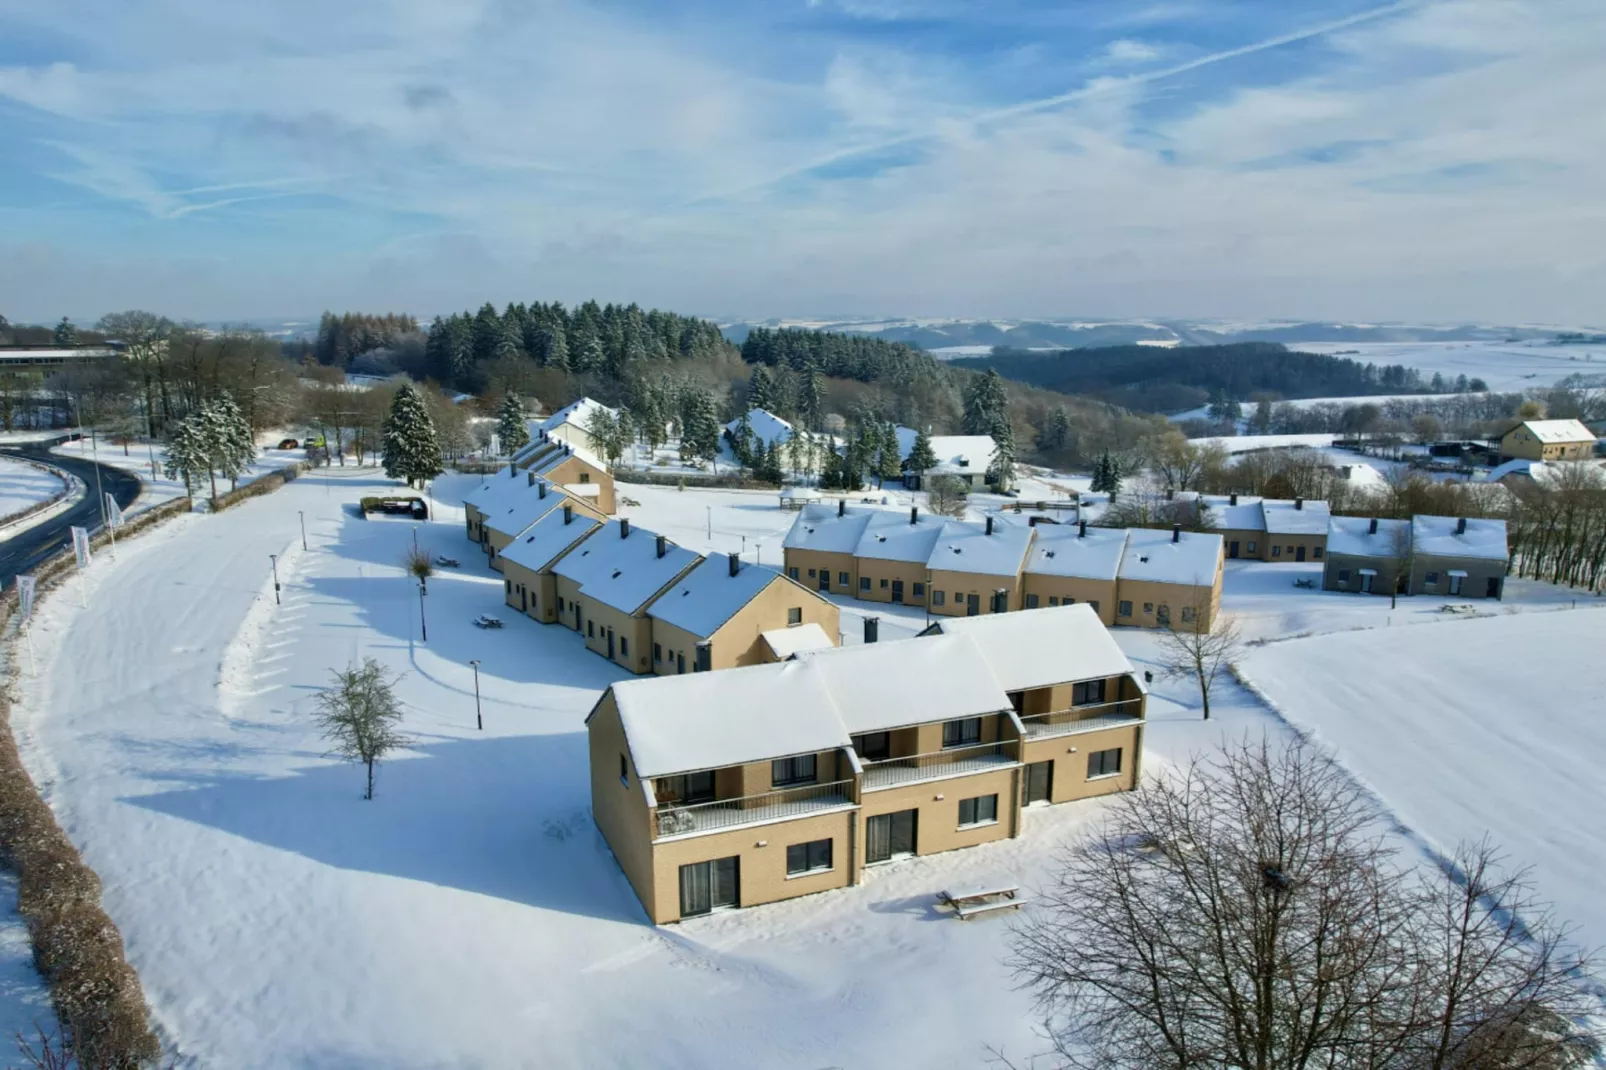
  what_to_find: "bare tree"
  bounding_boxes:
[314,658,410,800]
[1154,600,1239,720]
[1388,519,1416,608]
[1008,736,1600,1070]
[926,474,970,518]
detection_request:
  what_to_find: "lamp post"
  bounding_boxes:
[418,578,428,642]
[269,554,281,605]
[299,510,307,551]
[470,659,483,731]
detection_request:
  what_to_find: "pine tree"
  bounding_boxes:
[496,394,529,456]
[382,384,444,488]
[208,393,257,490]
[875,422,902,488]
[963,369,1008,435]
[761,441,784,484]
[52,317,77,345]
[163,413,211,497]
[1039,407,1071,452]
[1090,449,1124,496]
[679,389,721,469]
[987,414,1017,492]
[907,429,938,482]
[800,366,824,430]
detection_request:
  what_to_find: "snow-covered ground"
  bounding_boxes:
[1293,341,1601,392]
[1237,607,1606,955]
[0,455,66,525]
[0,875,54,1056]
[50,439,314,514]
[10,470,1603,1067]
[1189,432,1338,453]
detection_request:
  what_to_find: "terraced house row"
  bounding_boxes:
[462,467,841,676]
[587,604,1147,923]
[783,502,1225,632]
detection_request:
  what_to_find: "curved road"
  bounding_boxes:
[0,442,143,591]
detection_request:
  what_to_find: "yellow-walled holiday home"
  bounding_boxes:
[552,519,702,674]
[587,603,1146,923]
[1499,419,1596,462]
[512,436,617,514]
[646,554,839,674]
[498,502,604,622]
[479,475,606,571]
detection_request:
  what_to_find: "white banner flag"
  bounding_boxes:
[105,492,124,530]
[17,575,36,622]
[70,525,92,568]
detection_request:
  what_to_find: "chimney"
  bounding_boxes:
[656,535,667,558]
[538,481,547,499]
[985,516,994,536]
[694,642,712,672]
[1078,520,1087,538]
[528,471,536,487]
[728,553,740,577]
[863,616,879,643]
[620,518,630,539]
[1230,493,1238,506]
[910,506,919,525]
[1295,497,1304,511]
[838,498,846,517]
[1369,517,1378,534]
[509,465,516,479]
[1172,524,1181,543]
[1456,516,1467,534]
[563,504,573,525]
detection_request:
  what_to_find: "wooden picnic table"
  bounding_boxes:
[938,886,1026,920]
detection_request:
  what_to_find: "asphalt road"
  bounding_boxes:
[0,443,144,592]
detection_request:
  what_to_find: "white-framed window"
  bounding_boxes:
[958,794,998,828]
[786,839,833,876]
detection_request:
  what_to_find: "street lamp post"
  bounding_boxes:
[418,579,428,642]
[299,510,307,551]
[269,554,281,605]
[470,659,483,731]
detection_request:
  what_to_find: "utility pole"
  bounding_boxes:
[269,554,281,605]
[470,659,483,731]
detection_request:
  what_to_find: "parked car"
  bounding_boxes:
[277,438,300,449]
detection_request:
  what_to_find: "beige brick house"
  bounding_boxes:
[647,555,839,674]
[1322,516,1410,595]
[479,476,606,570]
[1020,520,1123,625]
[499,502,604,622]
[552,519,702,674]
[1499,419,1596,462]
[925,515,1032,617]
[513,437,617,514]
[588,603,1146,924]
[1114,527,1224,632]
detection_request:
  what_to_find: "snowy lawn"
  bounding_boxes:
[51,439,311,514]
[1237,608,1606,955]
[0,455,66,525]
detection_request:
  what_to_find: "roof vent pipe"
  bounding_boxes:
[538,481,547,498]
[728,552,740,577]
[563,504,573,525]
[864,616,879,643]
[1295,497,1304,510]
[910,506,919,525]
[1078,520,1087,538]
[620,518,630,539]
[1369,517,1378,534]
[1172,524,1182,543]
[1456,516,1467,534]
[985,516,994,536]
[656,535,667,558]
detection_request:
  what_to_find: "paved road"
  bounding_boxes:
[0,444,144,591]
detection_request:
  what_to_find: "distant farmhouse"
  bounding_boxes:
[893,427,997,490]
[1498,419,1596,462]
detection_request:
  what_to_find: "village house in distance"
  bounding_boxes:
[1322,514,1510,598]
[586,604,1146,923]
[1497,418,1597,462]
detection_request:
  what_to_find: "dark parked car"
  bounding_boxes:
[277,438,300,449]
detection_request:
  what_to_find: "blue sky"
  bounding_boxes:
[1,0,1602,325]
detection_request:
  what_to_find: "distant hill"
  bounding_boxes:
[949,342,1435,414]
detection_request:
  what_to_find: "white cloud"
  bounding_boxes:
[1102,38,1162,64]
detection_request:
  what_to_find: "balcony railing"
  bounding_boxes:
[1019,698,1145,741]
[860,741,1018,791]
[653,779,855,840]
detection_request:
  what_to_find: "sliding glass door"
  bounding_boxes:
[865,810,917,864]
[679,856,739,917]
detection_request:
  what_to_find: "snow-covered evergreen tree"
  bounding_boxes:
[382,384,444,488]
[748,366,775,412]
[679,389,721,469]
[987,414,1017,492]
[208,392,257,490]
[164,413,211,497]
[907,429,938,481]
[496,394,529,456]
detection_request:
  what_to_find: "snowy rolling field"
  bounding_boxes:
[50,440,316,513]
[1237,608,1606,955]
[10,467,1602,1067]
[1294,340,1601,392]
[0,454,65,525]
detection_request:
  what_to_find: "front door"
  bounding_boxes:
[1023,761,1053,806]
[1360,573,1374,593]
[679,856,739,918]
[1486,576,1501,598]
[1295,546,1307,562]
[520,589,527,612]
[866,810,918,863]
[1228,540,1239,559]
[819,571,830,592]
[965,593,980,617]
[1449,574,1464,596]
[891,580,904,604]
[606,628,615,659]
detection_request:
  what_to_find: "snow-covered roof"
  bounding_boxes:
[797,633,1010,734]
[854,509,946,563]
[1024,523,1127,580]
[553,521,702,614]
[1117,528,1223,587]
[1262,498,1331,536]
[1325,516,1410,559]
[539,397,616,434]
[779,486,821,502]
[921,603,1136,692]
[462,467,535,514]
[1411,515,1509,561]
[611,660,851,778]
[1512,419,1595,444]
[724,408,794,449]
[530,439,607,475]
[921,435,996,475]
[783,504,874,554]
[481,485,569,540]
[1197,495,1265,531]
[761,623,835,660]
[925,518,1033,577]
[647,558,788,638]
[497,506,602,573]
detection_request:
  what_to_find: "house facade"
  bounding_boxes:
[925,516,1031,617]
[647,555,840,675]
[499,503,603,621]
[480,477,606,569]
[552,519,702,673]
[1499,419,1597,462]
[536,397,618,458]
[1019,521,1123,625]
[1322,516,1410,595]
[1114,527,1224,632]
[1321,514,1509,598]
[514,438,617,514]
[1201,495,1330,562]
[893,430,998,490]
[588,604,1145,924]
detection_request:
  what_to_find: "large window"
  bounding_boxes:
[771,754,818,787]
[942,717,982,748]
[1025,594,1039,608]
[786,839,833,876]
[1072,679,1106,705]
[838,572,850,587]
[854,731,890,761]
[958,794,998,827]
[1118,600,1133,618]
[932,590,946,606]
[1087,748,1123,778]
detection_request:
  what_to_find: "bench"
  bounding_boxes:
[938,886,1025,920]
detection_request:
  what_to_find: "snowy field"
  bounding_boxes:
[51,439,315,514]
[1238,608,1606,956]
[0,455,66,525]
[10,469,1603,1067]
[1294,340,1601,392]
